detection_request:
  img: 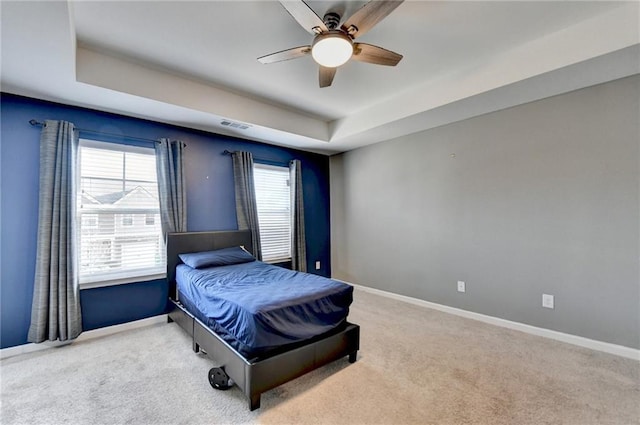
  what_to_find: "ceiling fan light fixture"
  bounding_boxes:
[311,32,353,68]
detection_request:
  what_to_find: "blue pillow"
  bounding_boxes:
[179,246,255,269]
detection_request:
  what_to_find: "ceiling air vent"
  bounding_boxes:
[220,119,252,130]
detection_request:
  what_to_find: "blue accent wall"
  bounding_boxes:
[0,93,331,349]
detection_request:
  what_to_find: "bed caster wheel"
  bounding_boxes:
[208,367,233,390]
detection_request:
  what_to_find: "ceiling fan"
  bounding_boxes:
[258,0,404,88]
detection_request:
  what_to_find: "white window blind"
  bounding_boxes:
[78,140,165,285]
[253,164,292,263]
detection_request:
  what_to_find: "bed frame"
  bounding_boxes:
[166,230,360,410]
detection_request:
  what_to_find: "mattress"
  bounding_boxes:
[176,260,353,358]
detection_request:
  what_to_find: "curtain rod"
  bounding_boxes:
[223,149,293,166]
[29,119,163,144]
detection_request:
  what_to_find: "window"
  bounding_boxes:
[253,164,291,263]
[78,139,165,286]
[81,214,98,229]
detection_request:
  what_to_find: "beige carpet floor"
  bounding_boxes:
[1,288,638,424]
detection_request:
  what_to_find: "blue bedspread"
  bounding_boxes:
[176,261,353,357]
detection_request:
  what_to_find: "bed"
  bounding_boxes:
[166,230,360,410]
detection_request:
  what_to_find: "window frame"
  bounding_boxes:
[77,139,166,289]
[145,214,156,226]
[121,214,134,226]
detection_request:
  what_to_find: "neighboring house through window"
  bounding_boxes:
[78,139,165,287]
[253,163,292,263]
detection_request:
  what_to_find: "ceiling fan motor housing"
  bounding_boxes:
[323,12,341,30]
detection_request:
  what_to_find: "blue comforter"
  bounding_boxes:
[176,261,353,357]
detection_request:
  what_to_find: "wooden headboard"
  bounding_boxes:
[166,230,253,300]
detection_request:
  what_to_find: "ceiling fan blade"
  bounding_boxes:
[352,43,403,66]
[341,0,404,39]
[319,66,336,88]
[258,46,311,64]
[279,0,328,34]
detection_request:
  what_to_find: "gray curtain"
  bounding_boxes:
[155,138,187,238]
[28,120,82,343]
[290,160,307,272]
[231,151,262,260]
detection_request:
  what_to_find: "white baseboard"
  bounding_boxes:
[0,315,168,360]
[5,287,638,361]
[348,282,640,361]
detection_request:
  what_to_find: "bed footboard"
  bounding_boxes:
[244,322,360,410]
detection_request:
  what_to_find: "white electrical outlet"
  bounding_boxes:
[457,281,466,293]
[542,294,554,309]
[315,261,321,270]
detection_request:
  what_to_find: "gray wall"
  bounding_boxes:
[331,75,639,349]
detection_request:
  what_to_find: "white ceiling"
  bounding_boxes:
[2,1,639,154]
